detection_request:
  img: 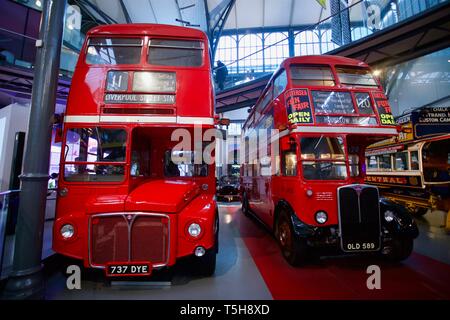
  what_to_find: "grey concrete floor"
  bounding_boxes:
[414,209,450,265]
[44,203,273,300]
[2,204,449,300]
[1,220,54,281]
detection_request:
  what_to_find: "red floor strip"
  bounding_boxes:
[231,207,450,300]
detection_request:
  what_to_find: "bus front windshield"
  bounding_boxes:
[300,136,348,180]
[64,127,127,182]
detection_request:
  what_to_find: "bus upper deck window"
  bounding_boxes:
[273,70,288,97]
[148,39,204,67]
[290,65,335,86]
[86,38,142,65]
[354,92,375,115]
[336,66,378,88]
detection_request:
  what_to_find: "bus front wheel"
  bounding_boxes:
[195,248,217,277]
[275,209,309,266]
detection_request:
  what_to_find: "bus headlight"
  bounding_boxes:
[315,211,328,224]
[60,224,75,239]
[187,223,202,238]
[384,210,395,222]
[194,246,206,257]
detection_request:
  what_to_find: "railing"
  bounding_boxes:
[218,0,449,91]
[0,190,20,281]
[0,26,81,77]
[0,189,56,280]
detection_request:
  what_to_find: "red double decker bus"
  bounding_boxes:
[53,24,218,277]
[241,55,419,266]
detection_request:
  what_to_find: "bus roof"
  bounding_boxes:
[87,23,208,40]
[280,55,370,69]
[243,55,387,131]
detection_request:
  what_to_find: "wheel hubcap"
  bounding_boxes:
[279,221,291,248]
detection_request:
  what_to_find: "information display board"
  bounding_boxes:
[412,106,450,138]
[311,91,355,114]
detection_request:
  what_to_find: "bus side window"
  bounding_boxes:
[274,154,281,176]
[378,154,392,170]
[394,151,408,171]
[367,156,378,170]
[131,149,150,177]
[349,154,360,177]
[410,151,419,170]
[281,138,297,176]
[259,87,273,114]
[273,70,287,98]
[253,159,259,176]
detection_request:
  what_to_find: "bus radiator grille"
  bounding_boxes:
[90,214,169,267]
[338,185,381,252]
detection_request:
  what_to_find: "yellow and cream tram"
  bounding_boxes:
[365,106,450,216]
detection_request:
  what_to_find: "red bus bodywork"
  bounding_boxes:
[241,55,418,264]
[53,24,218,276]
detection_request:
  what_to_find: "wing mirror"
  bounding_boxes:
[215,116,230,126]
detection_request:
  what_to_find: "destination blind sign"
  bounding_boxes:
[311,91,355,114]
[412,106,450,138]
[104,93,175,105]
[415,106,450,123]
[372,92,395,125]
[285,89,314,125]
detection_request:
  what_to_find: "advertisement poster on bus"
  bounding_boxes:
[372,92,395,126]
[285,89,314,125]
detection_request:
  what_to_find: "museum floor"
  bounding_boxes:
[40,204,450,300]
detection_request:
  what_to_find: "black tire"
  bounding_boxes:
[241,192,250,216]
[275,209,309,266]
[413,207,428,216]
[385,237,414,262]
[194,214,218,277]
[195,249,217,277]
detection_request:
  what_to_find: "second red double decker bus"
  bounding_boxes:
[241,55,419,266]
[53,24,218,277]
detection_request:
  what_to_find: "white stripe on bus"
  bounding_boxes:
[291,126,398,135]
[65,115,214,125]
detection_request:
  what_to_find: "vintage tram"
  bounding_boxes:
[53,24,218,277]
[240,55,419,266]
[366,106,450,216]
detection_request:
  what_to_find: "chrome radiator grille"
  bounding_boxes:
[89,213,169,267]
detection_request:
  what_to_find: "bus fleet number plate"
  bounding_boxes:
[106,263,152,277]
